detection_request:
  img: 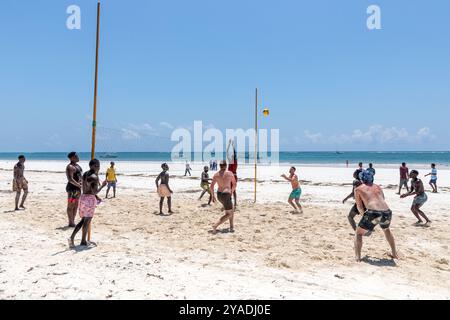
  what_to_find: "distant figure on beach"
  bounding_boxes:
[13,155,28,211]
[156,163,173,214]
[425,163,438,193]
[184,161,192,176]
[401,170,431,226]
[66,152,83,228]
[69,159,106,248]
[199,166,212,205]
[342,180,363,231]
[366,163,376,180]
[346,160,349,168]
[213,160,217,171]
[353,162,364,181]
[397,162,410,195]
[209,159,213,171]
[354,171,398,262]
[281,167,303,214]
[227,140,238,209]
[210,160,236,233]
[105,161,117,199]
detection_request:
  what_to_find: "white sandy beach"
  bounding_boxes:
[0,160,449,299]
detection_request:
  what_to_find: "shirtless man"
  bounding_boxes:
[342,180,363,231]
[155,163,173,214]
[227,140,238,209]
[13,155,28,211]
[281,167,303,213]
[401,170,431,226]
[210,160,236,233]
[69,159,106,248]
[66,152,83,227]
[354,171,398,262]
[199,166,212,205]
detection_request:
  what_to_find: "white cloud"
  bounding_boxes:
[160,121,174,129]
[129,123,156,132]
[121,129,141,140]
[304,125,436,145]
[304,130,323,143]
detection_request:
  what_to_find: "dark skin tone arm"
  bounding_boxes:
[342,190,354,204]
[401,180,423,198]
[83,173,106,195]
[67,165,82,189]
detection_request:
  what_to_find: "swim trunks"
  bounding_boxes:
[399,179,409,188]
[158,184,171,197]
[217,191,233,211]
[12,178,28,192]
[78,194,97,218]
[358,209,392,232]
[201,182,211,194]
[107,181,117,188]
[67,189,81,203]
[349,204,360,217]
[413,193,428,206]
[289,187,302,200]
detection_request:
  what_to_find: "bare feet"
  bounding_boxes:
[68,238,75,249]
[68,223,76,228]
[168,210,174,214]
[388,252,399,259]
[19,206,26,210]
[14,207,19,211]
[413,221,423,226]
[424,221,432,227]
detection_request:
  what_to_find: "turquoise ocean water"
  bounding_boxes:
[0,152,449,166]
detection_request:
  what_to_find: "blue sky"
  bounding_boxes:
[0,0,449,152]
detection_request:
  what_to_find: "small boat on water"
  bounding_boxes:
[100,153,118,158]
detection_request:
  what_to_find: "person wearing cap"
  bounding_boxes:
[65,152,83,228]
[155,163,173,215]
[342,179,363,231]
[354,170,398,262]
[105,161,117,199]
[210,160,236,233]
[401,170,431,226]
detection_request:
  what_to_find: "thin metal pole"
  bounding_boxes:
[254,88,258,203]
[89,1,101,242]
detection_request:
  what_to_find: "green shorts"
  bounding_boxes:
[289,187,302,200]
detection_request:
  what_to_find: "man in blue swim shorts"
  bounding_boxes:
[281,167,303,213]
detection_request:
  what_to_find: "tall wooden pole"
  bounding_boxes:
[91,1,101,160]
[89,1,101,242]
[254,88,258,203]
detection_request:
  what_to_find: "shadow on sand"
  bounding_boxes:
[152,212,174,217]
[361,256,397,267]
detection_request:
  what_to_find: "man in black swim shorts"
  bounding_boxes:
[354,171,398,262]
[210,160,236,233]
